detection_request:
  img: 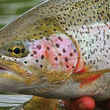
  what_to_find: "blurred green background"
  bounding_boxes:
[0,0,45,28]
[0,0,44,109]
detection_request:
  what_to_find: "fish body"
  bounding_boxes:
[0,0,110,108]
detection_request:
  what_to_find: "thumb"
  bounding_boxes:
[60,96,95,110]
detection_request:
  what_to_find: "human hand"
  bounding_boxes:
[60,96,110,110]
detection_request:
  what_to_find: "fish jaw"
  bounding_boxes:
[0,57,35,93]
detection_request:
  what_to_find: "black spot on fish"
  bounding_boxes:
[40,65,43,68]
[66,65,69,68]
[24,61,27,64]
[65,57,68,62]
[72,66,75,68]
[53,29,56,31]
[36,60,39,62]
[1,43,4,45]
[55,57,58,61]
[37,45,41,50]
[46,38,49,40]
[47,47,50,50]
[56,43,60,48]
[58,36,63,41]
[31,54,34,56]
[70,35,72,37]
[59,53,61,56]
[34,34,36,36]
[45,18,47,20]
[8,49,11,52]
[33,51,37,54]
[63,48,66,53]
[41,55,44,59]
[69,53,73,56]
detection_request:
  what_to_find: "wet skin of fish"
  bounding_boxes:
[0,0,110,109]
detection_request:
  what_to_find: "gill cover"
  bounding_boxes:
[26,33,79,84]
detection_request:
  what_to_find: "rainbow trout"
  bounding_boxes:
[0,0,110,109]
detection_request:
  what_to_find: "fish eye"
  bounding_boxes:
[5,41,29,58]
[13,47,21,54]
[11,46,25,57]
[7,44,25,58]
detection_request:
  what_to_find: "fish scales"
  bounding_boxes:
[0,0,109,40]
[0,0,110,110]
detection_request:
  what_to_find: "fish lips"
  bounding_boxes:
[0,58,35,93]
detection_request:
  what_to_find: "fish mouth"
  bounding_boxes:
[0,59,25,93]
[0,66,6,70]
[0,58,42,93]
[0,58,37,89]
[0,65,13,74]
[0,58,33,79]
[0,57,44,80]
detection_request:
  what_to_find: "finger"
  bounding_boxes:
[69,96,95,110]
[96,99,110,110]
[60,96,95,110]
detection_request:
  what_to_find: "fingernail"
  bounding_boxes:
[79,102,89,110]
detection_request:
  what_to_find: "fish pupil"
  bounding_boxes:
[13,48,20,54]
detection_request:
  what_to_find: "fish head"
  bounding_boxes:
[0,8,79,94]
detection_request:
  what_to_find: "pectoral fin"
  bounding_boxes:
[73,69,110,88]
[22,96,65,110]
